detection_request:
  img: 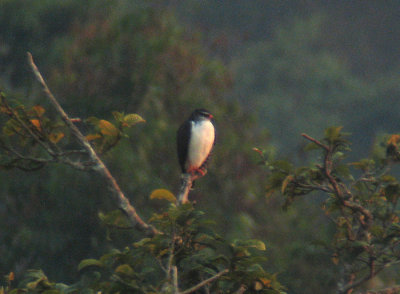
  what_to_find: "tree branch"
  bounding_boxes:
[177,173,193,205]
[302,133,329,151]
[339,265,385,294]
[27,52,158,236]
[172,266,179,294]
[302,132,373,227]
[179,269,229,294]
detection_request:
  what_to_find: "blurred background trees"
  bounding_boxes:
[1,0,400,293]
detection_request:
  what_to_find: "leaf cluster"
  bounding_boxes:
[0,92,144,171]
[8,200,285,293]
[86,111,145,154]
[258,126,400,292]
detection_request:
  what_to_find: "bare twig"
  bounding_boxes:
[27,52,158,236]
[179,269,229,294]
[302,133,329,151]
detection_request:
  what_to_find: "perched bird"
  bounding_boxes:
[177,109,215,179]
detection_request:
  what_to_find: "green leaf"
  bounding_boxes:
[325,126,343,142]
[271,160,293,173]
[86,116,100,126]
[335,164,353,180]
[32,105,46,117]
[98,210,132,228]
[123,113,145,127]
[304,142,321,151]
[248,240,266,251]
[112,111,124,121]
[78,259,103,271]
[233,239,266,251]
[115,264,135,277]
[350,159,375,171]
[133,238,152,248]
[150,189,176,202]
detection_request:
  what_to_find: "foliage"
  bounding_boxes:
[6,200,285,293]
[0,91,143,170]
[1,1,259,283]
[3,1,400,293]
[257,127,400,293]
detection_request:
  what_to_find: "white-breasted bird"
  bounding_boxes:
[177,109,215,179]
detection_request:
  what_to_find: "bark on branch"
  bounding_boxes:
[177,173,193,204]
[179,269,229,294]
[302,133,373,226]
[27,52,158,236]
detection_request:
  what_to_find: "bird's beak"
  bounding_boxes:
[209,114,214,119]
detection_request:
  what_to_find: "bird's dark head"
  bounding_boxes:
[190,109,214,121]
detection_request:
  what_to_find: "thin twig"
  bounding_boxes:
[302,133,329,151]
[179,269,229,294]
[27,52,158,236]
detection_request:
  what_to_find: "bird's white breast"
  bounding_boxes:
[187,120,215,170]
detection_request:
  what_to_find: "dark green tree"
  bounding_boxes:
[0,1,266,283]
[0,52,284,293]
[257,126,400,293]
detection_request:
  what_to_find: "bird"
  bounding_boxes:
[177,109,215,180]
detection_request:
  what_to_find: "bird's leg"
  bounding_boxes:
[191,167,207,179]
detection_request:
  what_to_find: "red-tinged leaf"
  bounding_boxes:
[8,272,14,282]
[48,132,64,143]
[281,175,294,194]
[388,134,400,145]
[30,119,41,131]
[252,147,264,158]
[32,105,45,117]
[99,120,118,136]
[86,134,102,141]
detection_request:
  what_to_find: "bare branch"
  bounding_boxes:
[302,133,329,151]
[177,173,193,204]
[177,171,205,205]
[179,269,229,294]
[27,52,158,236]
